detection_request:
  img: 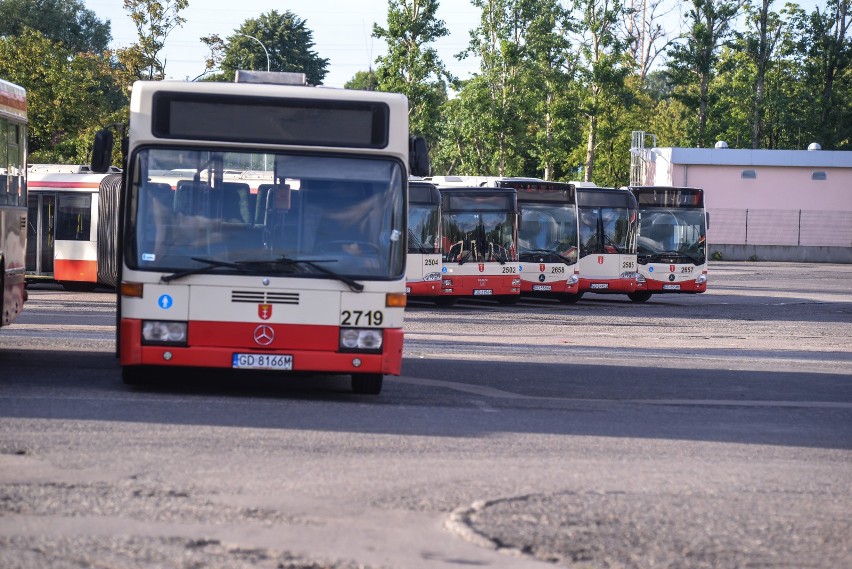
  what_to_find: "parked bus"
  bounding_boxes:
[406,179,442,298]
[435,185,520,305]
[627,186,708,302]
[90,71,429,394]
[495,178,581,303]
[575,185,640,299]
[26,165,122,290]
[0,79,27,327]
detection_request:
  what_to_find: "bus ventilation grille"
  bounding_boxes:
[231,291,300,305]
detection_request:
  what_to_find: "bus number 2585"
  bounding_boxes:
[341,310,384,326]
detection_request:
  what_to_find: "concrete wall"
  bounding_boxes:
[709,244,852,263]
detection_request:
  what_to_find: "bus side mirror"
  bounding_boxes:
[409,136,430,177]
[91,129,114,173]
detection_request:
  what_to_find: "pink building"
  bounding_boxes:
[631,132,852,262]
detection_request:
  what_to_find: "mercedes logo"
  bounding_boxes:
[253,325,274,346]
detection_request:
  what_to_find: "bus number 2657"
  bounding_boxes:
[341,310,384,326]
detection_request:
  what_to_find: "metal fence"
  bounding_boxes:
[709,209,852,247]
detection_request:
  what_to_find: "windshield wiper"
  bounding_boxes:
[160,255,365,292]
[408,229,427,254]
[161,257,240,283]
[236,255,365,293]
[521,248,571,265]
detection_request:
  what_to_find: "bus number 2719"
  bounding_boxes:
[341,310,384,326]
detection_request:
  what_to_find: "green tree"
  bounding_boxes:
[666,0,741,147]
[568,0,634,182]
[202,10,329,85]
[793,0,852,148]
[0,28,128,162]
[345,69,379,90]
[0,0,111,54]
[372,0,453,144]
[120,0,188,81]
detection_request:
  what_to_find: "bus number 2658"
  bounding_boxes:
[341,310,384,326]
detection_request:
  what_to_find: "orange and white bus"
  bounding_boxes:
[628,186,708,302]
[575,185,640,299]
[26,165,122,290]
[0,78,27,327]
[90,71,429,394]
[434,186,520,305]
[406,179,442,298]
[495,178,581,303]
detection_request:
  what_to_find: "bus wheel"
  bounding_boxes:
[434,296,458,307]
[352,373,383,395]
[628,291,653,303]
[61,281,98,292]
[559,293,582,304]
[122,366,148,386]
[497,295,520,305]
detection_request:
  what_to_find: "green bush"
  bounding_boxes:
[711,251,723,261]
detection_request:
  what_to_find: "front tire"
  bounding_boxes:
[122,365,149,386]
[628,291,653,303]
[351,373,383,395]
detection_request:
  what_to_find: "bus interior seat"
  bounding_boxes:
[221,182,252,224]
[255,183,274,225]
[174,180,211,216]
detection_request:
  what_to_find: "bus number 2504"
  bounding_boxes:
[341,310,384,326]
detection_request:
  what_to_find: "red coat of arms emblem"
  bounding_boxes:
[670,264,676,272]
[598,256,604,265]
[478,263,485,272]
[539,263,546,272]
[258,303,272,320]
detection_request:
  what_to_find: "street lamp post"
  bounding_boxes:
[235,33,270,72]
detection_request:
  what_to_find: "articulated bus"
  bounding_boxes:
[26,165,122,290]
[0,78,27,327]
[628,186,708,302]
[495,178,581,303]
[435,186,520,305]
[406,179,442,298]
[90,71,429,394]
[575,185,640,300]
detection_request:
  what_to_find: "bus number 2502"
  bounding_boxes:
[341,310,384,326]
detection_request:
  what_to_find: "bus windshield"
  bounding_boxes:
[637,209,706,263]
[579,206,634,256]
[408,202,440,254]
[128,147,406,279]
[518,203,578,263]
[443,211,516,263]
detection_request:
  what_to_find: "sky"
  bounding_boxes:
[83,0,484,86]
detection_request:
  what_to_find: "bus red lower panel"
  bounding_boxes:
[441,274,520,297]
[520,280,579,294]
[54,259,98,283]
[643,278,707,293]
[119,319,404,375]
[578,278,637,294]
[406,280,441,296]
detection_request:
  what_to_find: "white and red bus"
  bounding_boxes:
[495,178,581,303]
[575,185,640,299]
[26,165,122,290]
[406,179,442,298]
[0,78,27,327]
[627,186,708,302]
[434,186,520,305]
[90,71,429,394]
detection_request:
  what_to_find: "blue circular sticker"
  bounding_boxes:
[649,266,655,273]
[158,294,173,309]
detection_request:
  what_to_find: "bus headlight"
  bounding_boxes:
[636,273,646,283]
[339,328,383,352]
[424,272,441,281]
[142,320,188,345]
[696,272,707,284]
[567,273,579,285]
[443,279,453,286]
